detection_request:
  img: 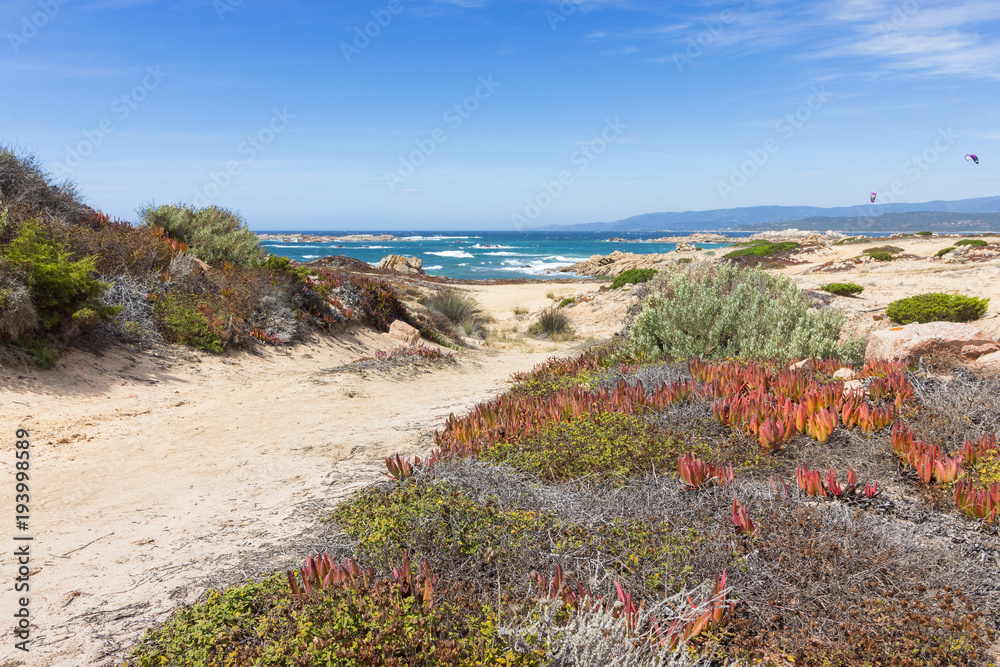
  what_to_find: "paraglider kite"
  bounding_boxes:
[966,154,979,164]
[870,192,877,203]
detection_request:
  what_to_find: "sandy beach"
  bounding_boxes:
[0,281,622,667]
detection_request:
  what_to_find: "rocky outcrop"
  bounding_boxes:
[377,255,424,275]
[559,250,675,277]
[389,320,421,346]
[866,322,998,365]
[675,241,697,252]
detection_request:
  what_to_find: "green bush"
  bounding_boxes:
[61,212,175,276]
[18,338,59,369]
[915,231,933,236]
[152,293,224,352]
[557,297,576,308]
[956,239,988,248]
[886,292,989,325]
[821,282,864,297]
[723,241,799,259]
[262,253,311,281]
[864,245,903,255]
[676,257,693,264]
[865,250,894,261]
[936,246,956,257]
[3,220,116,330]
[626,262,865,364]
[611,268,658,289]
[139,203,264,267]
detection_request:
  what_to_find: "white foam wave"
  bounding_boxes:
[498,258,580,275]
[401,235,477,241]
[424,265,443,270]
[484,251,533,257]
[472,243,515,249]
[425,250,475,258]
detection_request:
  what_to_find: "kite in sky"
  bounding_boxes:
[870,192,877,203]
[966,154,979,164]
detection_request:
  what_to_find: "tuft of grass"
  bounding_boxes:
[531,306,570,338]
[821,282,864,297]
[936,246,956,257]
[513,306,528,317]
[886,292,989,324]
[424,288,482,326]
[557,297,576,308]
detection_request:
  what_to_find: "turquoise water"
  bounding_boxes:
[259,231,739,280]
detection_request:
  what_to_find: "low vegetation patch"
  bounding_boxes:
[821,282,864,297]
[611,268,658,289]
[936,246,956,257]
[886,292,989,324]
[957,239,988,248]
[723,240,798,259]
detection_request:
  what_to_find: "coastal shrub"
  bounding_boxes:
[3,220,117,331]
[916,231,933,236]
[864,245,903,255]
[865,250,894,261]
[956,239,988,248]
[262,253,312,281]
[936,246,956,257]
[152,292,224,352]
[99,274,162,346]
[0,261,38,341]
[723,241,798,259]
[886,292,989,325]
[557,297,575,308]
[0,146,92,226]
[626,261,865,364]
[424,288,482,325]
[611,268,658,289]
[61,212,175,276]
[676,257,693,264]
[138,203,265,267]
[18,338,59,369]
[531,307,570,338]
[820,282,864,297]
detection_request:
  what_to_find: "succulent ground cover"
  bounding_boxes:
[127,348,1000,667]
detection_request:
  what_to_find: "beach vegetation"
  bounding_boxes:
[611,268,658,289]
[916,231,934,236]
[821,282,864,296]
[530,306,570,338]
[557,297,575,308]
[138,203,265,267]
[886,292,989,324]
[865,250,894,261]
[625,261,865,363]
[956,239,988,248]
[723,240,798,259]
[936,246,956,257]
[424,288,482,326]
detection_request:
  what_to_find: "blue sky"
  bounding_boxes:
[3,0,999,230]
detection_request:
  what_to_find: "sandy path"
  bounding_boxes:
[0,314,599,666]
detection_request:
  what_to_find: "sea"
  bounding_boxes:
[259,230,744,281]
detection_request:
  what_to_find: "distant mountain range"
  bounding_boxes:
[544,196,1000,233]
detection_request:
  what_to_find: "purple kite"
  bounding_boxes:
[870,192,877,203]
[966,154,979,164]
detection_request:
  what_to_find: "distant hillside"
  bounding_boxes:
[545,196,1000,232]
[735,210,1000,233]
